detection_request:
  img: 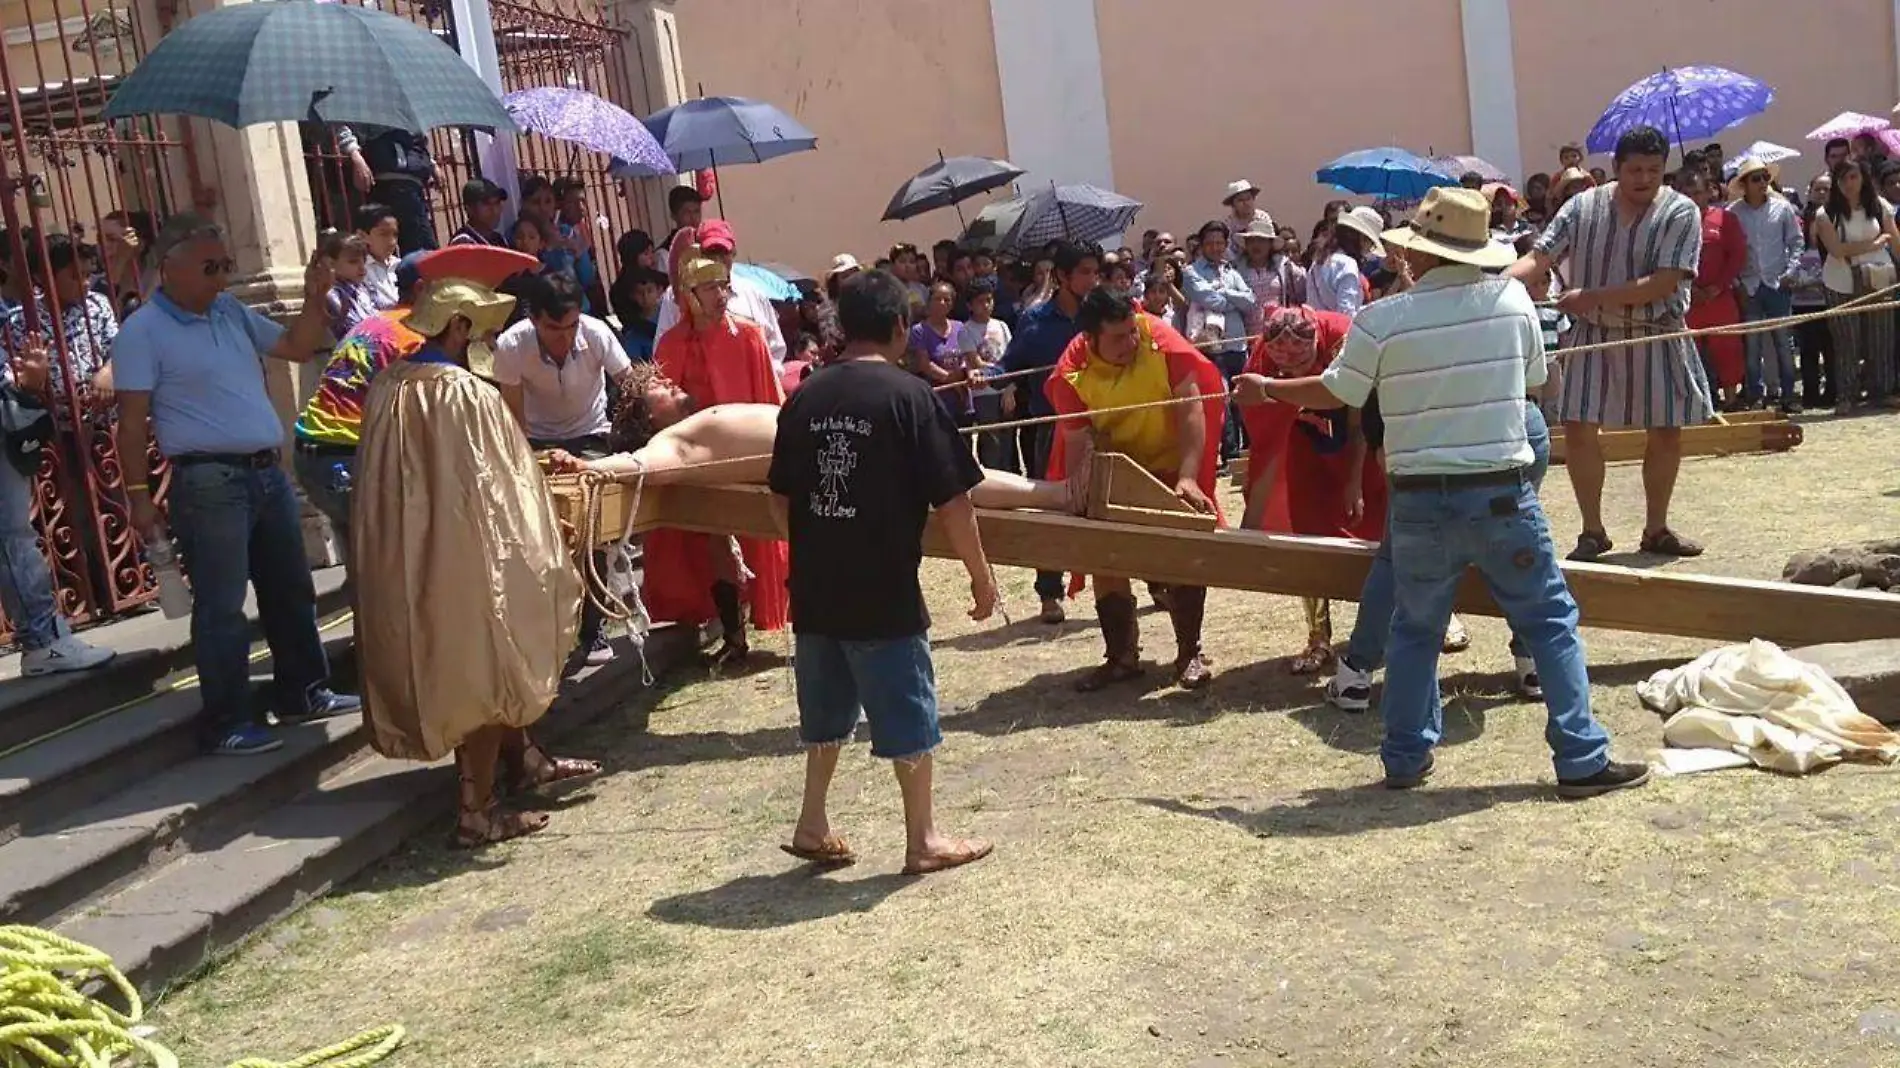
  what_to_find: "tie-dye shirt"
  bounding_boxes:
[294,310,422,447]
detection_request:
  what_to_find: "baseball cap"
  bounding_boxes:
[462,177,507,207]
[697,219,737,254]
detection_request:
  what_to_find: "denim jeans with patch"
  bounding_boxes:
[1379,475,1609,781]
[168,461,329,738]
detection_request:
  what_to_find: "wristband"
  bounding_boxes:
[124,482,149,493]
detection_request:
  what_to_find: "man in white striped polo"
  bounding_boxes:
[1508,125,1711,562]
[1241,186,1649,798]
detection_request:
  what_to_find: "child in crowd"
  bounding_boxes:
[322,230,379,340]
[616,266,667,362]
[957,278,1017,471]
[354,202,401,308]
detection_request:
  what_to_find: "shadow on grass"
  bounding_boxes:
[647,867,914,930]
[1138,781,1547,838]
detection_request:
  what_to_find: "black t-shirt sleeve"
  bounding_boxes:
[767,397,805,496]
[909,387,984,509]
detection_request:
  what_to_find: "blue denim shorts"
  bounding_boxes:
[794,632,942,760]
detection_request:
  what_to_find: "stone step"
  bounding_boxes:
[0,711,370,927]
[57,622,698,996]
[0,569,352,755]
[0,633,359,849]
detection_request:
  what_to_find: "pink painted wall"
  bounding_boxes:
[1513,0,1897,189]
[1094,0,1473,244]
[668,0,1009,275]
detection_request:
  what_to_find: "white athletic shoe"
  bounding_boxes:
[22,635,116,676]
[1514,656,1542,699]
[1326,661,1373,713]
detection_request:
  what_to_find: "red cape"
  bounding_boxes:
[1043,314,1225,596]
[645,317,790,631]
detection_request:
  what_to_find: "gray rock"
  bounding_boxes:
[1835,574,1865,590]
[1785,542,1900,590]
[1790,639,1900,724]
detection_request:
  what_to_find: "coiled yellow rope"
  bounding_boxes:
[0,926,403,1068]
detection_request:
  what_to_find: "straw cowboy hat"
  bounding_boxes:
[1554,166,1595,196]
[1335,205,1387,255]
[1727,156,1782,200]
[1380,187,1516,270]
[826,252,862,279]
[1237,216,1278,244]
[1222,178,1261,205]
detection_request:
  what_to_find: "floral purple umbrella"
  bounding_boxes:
[1584,66,1774,154]
[502,86,673,175]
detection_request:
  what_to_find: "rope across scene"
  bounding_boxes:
[0,925,403,1068]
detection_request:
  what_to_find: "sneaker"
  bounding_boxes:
[1325,661,1372,713]
[1556,759,1651,799]
[21,635,116,676]
[1513,656,1542,699]
[282,688,362,723]
[1384,753,1435,790]
[210,724,284,756]
[1781,399,1803,416]
[584,633,616,666]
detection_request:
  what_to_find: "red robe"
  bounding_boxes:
[646,317,790,631]
[1240,308,1385,541]
[1687,204,1746,390]
[1044,314,1225,596]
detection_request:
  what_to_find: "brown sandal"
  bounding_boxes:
[1288,641,1334,676]
[902,837,994,876]
[508,742,603,801]
[1075,659,1143,693]
[780,834,857,867]
[1639,527,1704,558]
[453,804,549,849]
[1568,530,1614,562]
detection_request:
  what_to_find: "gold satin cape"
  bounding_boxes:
[353,359,581,761]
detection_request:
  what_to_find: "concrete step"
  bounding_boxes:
[57,621,699,996]
[0,569,352,755]
[0,633,358,849]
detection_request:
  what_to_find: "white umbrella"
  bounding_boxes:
[1724,139,1801,174]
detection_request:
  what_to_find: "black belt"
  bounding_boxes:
[295,439,354,457]
[172,448,280,469]
[1389,467,1528,493]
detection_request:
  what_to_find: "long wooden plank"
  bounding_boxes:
[630,481,1900,648]
[1548,418,1801,464]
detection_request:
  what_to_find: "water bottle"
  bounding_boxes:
[145,533,192,619]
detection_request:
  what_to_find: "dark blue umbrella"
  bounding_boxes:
[1585,66,1773,153]
[626,95,816,174]
[882,153,1025,222]
[1316,147,1457,200]
[100,0,513,132]
[998,183,1142,253]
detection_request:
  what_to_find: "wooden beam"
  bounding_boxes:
[627,482,1900,648]
[1547,418,1801,464]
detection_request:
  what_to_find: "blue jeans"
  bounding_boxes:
[0,453,60,649]
[1213,349,1248,460]
[1344,400,1549,669]
[167,461,330,737]
[794,632,941,760]
[1021,424,1064,601]
[1380,474,1609,780]
[1743,284,1796,400]
[291,446,354,573]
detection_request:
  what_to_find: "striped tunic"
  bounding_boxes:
[1533,184,1712,428]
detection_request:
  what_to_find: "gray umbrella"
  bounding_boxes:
[883,152,1025,222]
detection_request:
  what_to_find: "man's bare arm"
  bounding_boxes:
[1505,249,1552,284]
[498,382,528,432]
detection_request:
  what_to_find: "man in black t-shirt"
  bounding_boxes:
[766,269,997,876]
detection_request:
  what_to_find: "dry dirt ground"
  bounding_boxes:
[154,413,1900,1068]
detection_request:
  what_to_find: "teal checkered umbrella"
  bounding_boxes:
[101,0,513,133]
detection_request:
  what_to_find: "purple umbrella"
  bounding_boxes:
[1431,154,1508,183]
[1585,66,1774,154]
[502,87,672,175]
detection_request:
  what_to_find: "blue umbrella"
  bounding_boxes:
[618,95,816,174]
[732,262,799,302]
[1585,66,1774,154]
[1315,147,1458,200]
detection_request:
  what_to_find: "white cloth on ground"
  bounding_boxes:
[1637,639,1900,774]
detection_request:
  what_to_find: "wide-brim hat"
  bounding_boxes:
[827,252,862,278]
[1381,187,1517,269]
[1222,178,1260,205]
[1554,166,1595,195]
[1238,217,1278,244]
[1335,206,1386,256]
[1727,157,1783,200]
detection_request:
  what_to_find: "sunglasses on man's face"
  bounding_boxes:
[1745,174,1771,184]
[202,257,236,276]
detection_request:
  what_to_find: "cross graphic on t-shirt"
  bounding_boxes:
[815,432,857,515]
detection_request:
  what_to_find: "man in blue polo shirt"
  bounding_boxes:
[999,240,1098,624]
[113,214,361,756]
